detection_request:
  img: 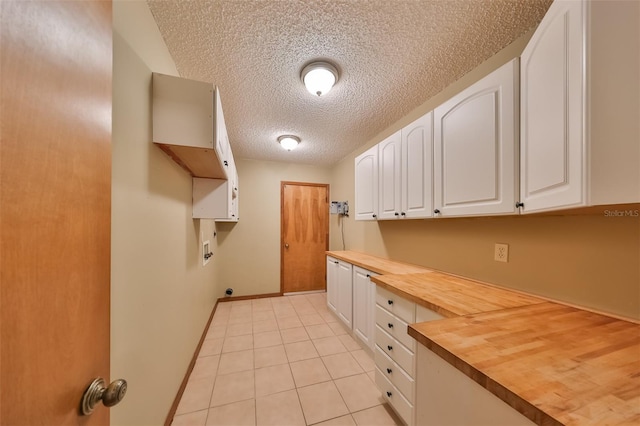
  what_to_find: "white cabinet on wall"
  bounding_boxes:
[192,176,238,221]
[378,112,434,220]
[354,145,379,221]
[353,266,377,350]
[152,72,232,180]
[402,112,433,219]
[326,256,353,329]
[378,131,402,220]
[519,0,640,213]
[433,59,519,217]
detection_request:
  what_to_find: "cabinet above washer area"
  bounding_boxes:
[152,73,239,222]
[152,72,233,180]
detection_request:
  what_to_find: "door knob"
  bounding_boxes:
[81,377,127,415]
[284,243,289,249]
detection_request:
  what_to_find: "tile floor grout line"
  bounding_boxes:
[173,293,400,426]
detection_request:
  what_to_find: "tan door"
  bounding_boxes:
[281,182,329,293]
[1,1,113,424]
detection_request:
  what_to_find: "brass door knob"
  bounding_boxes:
[81,377,127,415]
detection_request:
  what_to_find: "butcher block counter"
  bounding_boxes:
[409,302,640,425]
[326,251,640,425]
[326,250,432,275]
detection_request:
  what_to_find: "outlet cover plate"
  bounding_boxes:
[494,243,509,263]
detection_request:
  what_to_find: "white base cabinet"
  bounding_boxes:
[374,287,444,426]
[416,345,535,426]
[326,256,353,329]
[353,266,377,350]
[519,0,640,213]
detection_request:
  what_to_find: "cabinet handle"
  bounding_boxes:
[386,391,392,397]
[387,300,393,305]
[394,212,399,216]
[516,202,525,208]
[223,160,228,166]
[387,323,393,329]
[366,274,370,278]
[372,214,377,218]
[434,209,441,214]
[334,261,339,264]
[387,345,393,351]
[386,368,392,374]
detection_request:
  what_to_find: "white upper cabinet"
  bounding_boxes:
[519,0,640,213]
[355,145,379,221]
[402,112,433,219]
[433,59,519,217]
[152,73,232,180]
[378,131,402,220]
[378,112,434,220]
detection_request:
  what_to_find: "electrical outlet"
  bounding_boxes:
[494,243,509,263]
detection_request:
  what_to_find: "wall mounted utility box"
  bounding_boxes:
[152,72,233,179]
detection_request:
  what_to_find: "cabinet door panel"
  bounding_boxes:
[520,1,584,212]
[326,257,338,313]
[378,131,402,220]
[355,146,378,220]
[434,59,518,217]
[353,267,376,349]
[440,92,498,204]
[337,261,353,328]
[402,112,433,219]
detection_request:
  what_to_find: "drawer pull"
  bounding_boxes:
[366,274,370,278]
[386,391,392,397]
[386,368,392,374]
[387,323,393,329]
[387,300,393,305]
[387,345,393,351]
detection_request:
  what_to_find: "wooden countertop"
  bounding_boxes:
[372,271,546,318]
[326,250,640,425]
[326,250,431,275]
[409,302,640,425]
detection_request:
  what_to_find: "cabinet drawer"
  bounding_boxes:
[376,325,415,376]
[376,286,415,323]
[375,305,416,351]
[376,367,413,426]
[375,346,415,403]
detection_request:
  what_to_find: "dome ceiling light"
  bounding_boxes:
[301,61,339,97]
[278,135,300,151]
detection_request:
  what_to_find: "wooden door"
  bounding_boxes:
[1,1,112,424]
[281,182,329,293]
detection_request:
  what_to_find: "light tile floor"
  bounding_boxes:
[171,293,403,426]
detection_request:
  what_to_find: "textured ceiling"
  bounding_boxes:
[148,0,552,167]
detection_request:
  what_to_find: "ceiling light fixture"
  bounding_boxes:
[278,135,300,151]
[301,61,339,97]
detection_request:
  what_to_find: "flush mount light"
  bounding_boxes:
[278,135,300,151]
[301,61,339,97]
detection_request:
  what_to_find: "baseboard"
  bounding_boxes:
[164,300,219,426]
[217,292,282,303]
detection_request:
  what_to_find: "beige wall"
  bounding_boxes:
[111,1,220,424]
[329,31,640,320]
[216,159,332,296]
